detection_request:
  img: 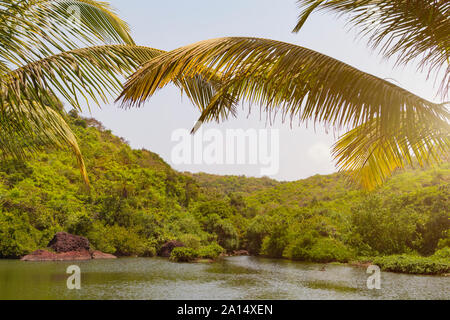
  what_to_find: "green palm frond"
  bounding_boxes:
[117,36,450,189]
[333,112,450,190]
[0,102,89,185]
[0,1,142,185]
[0,0,134,68]
[118,37,447,131]
[1,43,232,184]
[2,44,232,126]
[293,0,450,98]
[0,45,165,165]
[2,45,164,112]
[50,0,135,45]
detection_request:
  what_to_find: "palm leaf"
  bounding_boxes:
[333,112,450,190]
[0,102,89,185]
[1,44,231,184]
[293,0,450,98]
[117,36,449,188]
[0,0,134,68]
[0,1,141,185]
[118,37,448,131]
[2,44,232,123]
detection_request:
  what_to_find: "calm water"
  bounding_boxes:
[0,257,448,300]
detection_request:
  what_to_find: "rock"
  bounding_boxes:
[21,232,117,261]
[91,250,117,259]
[21,249,92,261]
[48,232,90,253]
[158,240,185,257]
[232,250,250,256]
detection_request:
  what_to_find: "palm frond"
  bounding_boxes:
[2,45,164,112]
[333,112,450,190]
[2,44,231,124]
[50,0,135,45]
[117,36,450,189]
[1,44,231,182]
[0,102,89,186]
[293,0,450,98]
[118,37,448,131]
[0,44,162,185]
[0,0,134,68]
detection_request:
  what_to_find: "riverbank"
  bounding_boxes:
[165,251,450,276]
[14,233,450,276]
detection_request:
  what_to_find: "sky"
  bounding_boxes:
[80,0,442,181]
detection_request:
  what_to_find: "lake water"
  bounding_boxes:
[0,256,448,300]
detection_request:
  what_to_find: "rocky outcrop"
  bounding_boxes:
[91,250,117,259]
[232,250,250,256]
[21,249,93,261]
[48,232,90,253]
[21,232,117,261]
[158,240,185,257]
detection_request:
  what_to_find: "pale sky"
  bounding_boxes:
[80,0,442,181]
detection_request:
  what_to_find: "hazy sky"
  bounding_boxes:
[80,0,442,181]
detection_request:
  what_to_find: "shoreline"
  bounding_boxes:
[7,254,449,277]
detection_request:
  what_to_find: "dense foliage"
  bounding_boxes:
[0,113,448,274]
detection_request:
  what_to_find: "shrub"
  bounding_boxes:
[433,247,450,260]
[245,215,271,254]
[0,211,42,258]
[178,234,201,250]
[372,254,450,275]
[170,247,199,262]
[260,224,289,258]
[198,243,224,259]
[286,235,353,263]
[87,223,150,256]
[204,215,239,251]
[350,195,420,255]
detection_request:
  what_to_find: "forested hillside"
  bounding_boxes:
[0,112,448,273]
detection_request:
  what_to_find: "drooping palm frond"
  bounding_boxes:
[2,44,233,127]
[293,0,450,98]
[333,111,450,190]
[2,45,164,111]
[0,102,89,185]
[0,0,134,68]
[0,45,163,179]
[0,0,136,184]
[1,43,233,183]
[118,37,447,131]
[117,36,450,188]
[50,0,135,45]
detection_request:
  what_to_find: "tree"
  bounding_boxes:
[0,1,220,185]
[117,0,449,190]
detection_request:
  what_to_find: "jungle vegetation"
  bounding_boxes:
[0,113,448,274]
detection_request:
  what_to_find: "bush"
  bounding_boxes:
[170,247,199,262]
[87,223,150,256]
[0,211,42,258]
[350,195,420,255]
[204,215,239,251]
[198,243,224,259]
[260,224,289,258]
[286,235,353,263]
[433,247,450,260]
[245,215,271,254]
[372,254,450,275]
[178,234,201,250]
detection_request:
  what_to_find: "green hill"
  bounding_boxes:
[0,112,448,273]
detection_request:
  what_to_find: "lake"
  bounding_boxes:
[0,256,448,300]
